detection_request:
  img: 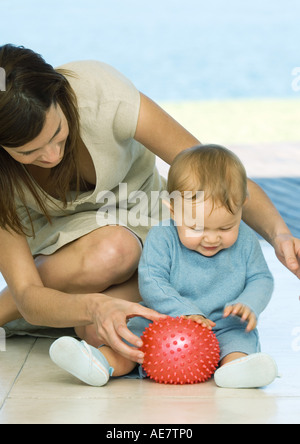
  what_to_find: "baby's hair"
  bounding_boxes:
[167,144,248,214]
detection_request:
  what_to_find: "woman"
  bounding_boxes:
[0,44,299,363]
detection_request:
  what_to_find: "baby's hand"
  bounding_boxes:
[181,315,216,330]
[223,303,257,332]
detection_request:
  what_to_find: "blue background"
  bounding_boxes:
[1,0,299,101]
[1,0,299,237]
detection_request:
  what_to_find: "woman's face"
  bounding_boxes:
[2,104,69,168]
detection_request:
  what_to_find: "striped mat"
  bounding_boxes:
[252,177,300,239]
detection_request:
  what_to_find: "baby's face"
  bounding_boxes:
[173,198,242,257]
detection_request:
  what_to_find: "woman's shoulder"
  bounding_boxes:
[57,60,140,140]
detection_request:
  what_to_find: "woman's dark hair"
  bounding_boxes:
[0,44,82,235]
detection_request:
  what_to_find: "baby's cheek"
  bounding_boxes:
[182,231,203,248]
[222,232,239,248]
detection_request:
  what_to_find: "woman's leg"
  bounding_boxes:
[0,289,22,325]
[35,226,142,294]
[74,270,141,347]
[0,226,142,343]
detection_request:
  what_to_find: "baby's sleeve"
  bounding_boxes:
[138,225,204,318]
[225,227,274,319]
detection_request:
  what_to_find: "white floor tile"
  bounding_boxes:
[0,242,299,423]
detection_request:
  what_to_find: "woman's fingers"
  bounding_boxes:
[98,314,144,363]
[274,234,300,279]
[126,304,168,323]
[94,299,167,363]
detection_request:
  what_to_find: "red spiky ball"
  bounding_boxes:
[140,317,220,385]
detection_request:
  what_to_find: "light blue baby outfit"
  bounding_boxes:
[127,219,274,362]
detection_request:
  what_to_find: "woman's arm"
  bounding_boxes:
[0,228,165,361]
[135,93,300,279]
[243,180,300,279]
[134,93,200,163]
[0,228,94,327]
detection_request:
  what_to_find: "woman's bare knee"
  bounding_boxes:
[0,287,22,326]
[34,226,141,293]
[77,226,142,290]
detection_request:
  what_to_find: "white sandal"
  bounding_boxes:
[50,337,114,387]
[214,353,278,389]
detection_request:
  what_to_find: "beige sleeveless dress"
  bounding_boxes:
[17,60,166,256]
[4,60,166,337]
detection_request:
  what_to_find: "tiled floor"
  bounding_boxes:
[0,242,299,424]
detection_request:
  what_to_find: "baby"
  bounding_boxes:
[50,144,278,388]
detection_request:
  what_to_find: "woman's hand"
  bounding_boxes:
[223,303,257,332]
[88,294,167,363]
[273,234,300,279]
